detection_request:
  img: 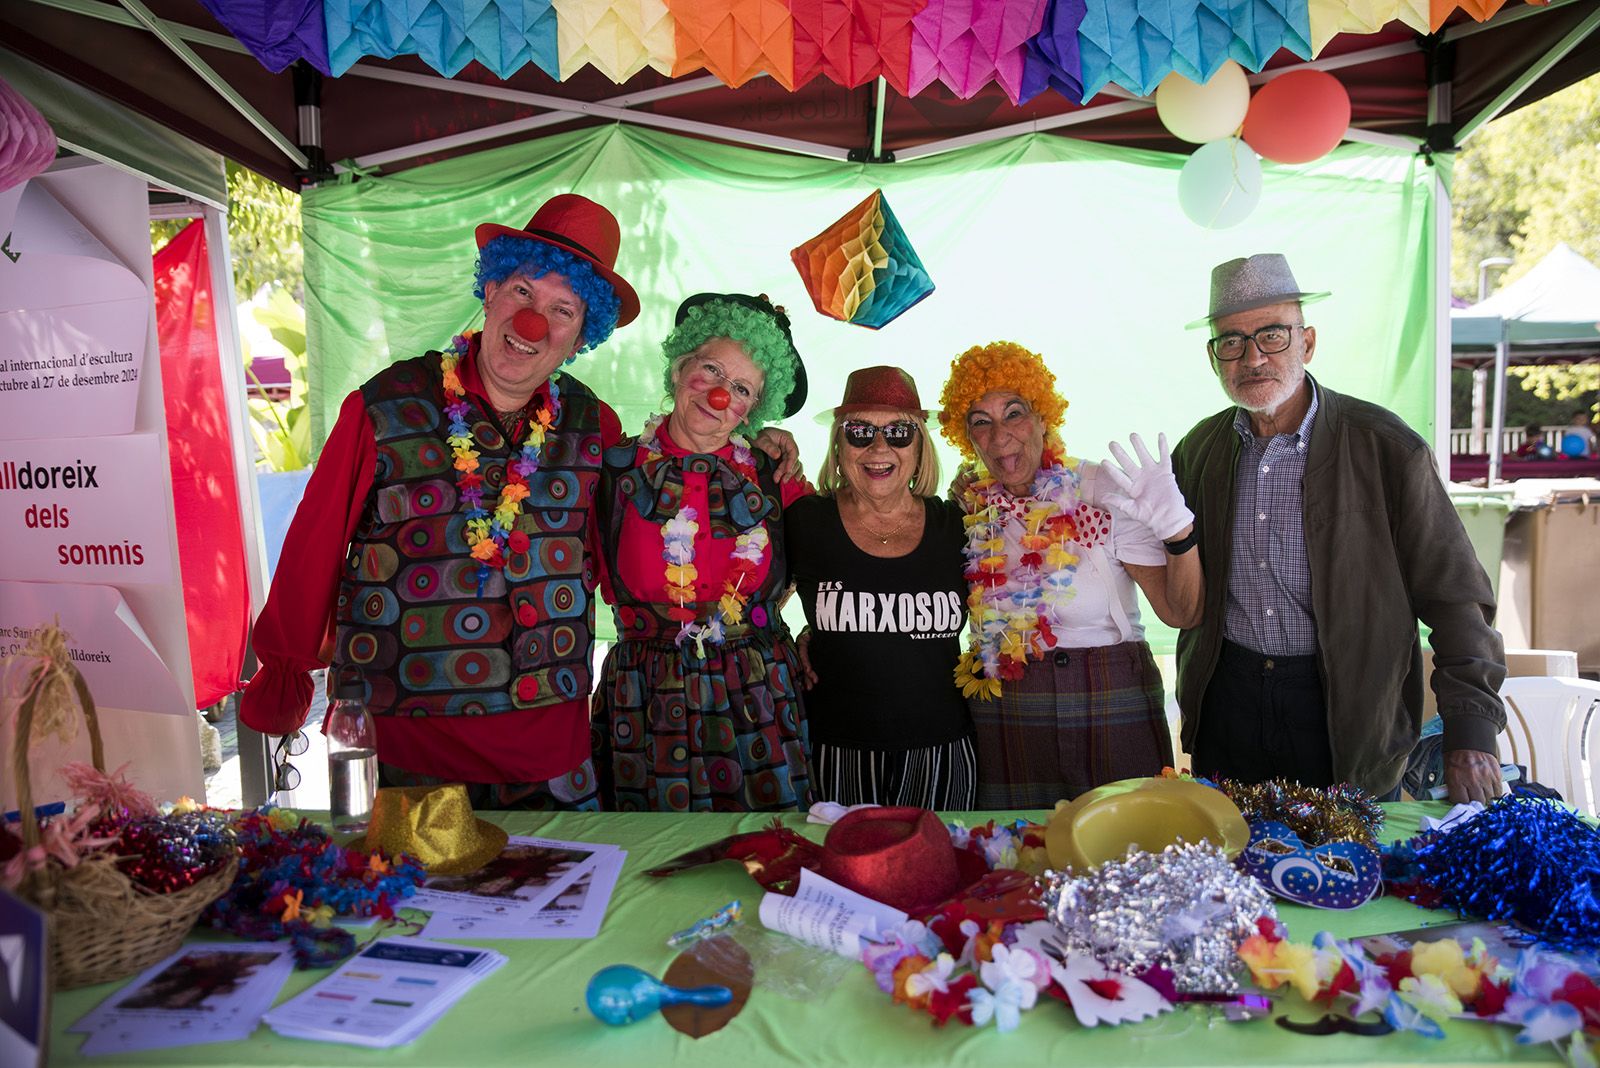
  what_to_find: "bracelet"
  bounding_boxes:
[1163,528,1199,555]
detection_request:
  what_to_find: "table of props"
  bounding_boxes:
[46,803,1566,1067]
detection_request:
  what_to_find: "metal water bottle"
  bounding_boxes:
[326,678,377,832]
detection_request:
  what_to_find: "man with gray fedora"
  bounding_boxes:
[1170,253,1506,803]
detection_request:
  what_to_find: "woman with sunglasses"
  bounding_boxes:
[938,342,1202,808]
[785,366,977,809]
[592,293,814,812]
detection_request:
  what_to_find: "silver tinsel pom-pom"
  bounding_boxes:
[1041,840,1276,994]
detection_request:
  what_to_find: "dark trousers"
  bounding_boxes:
[1192,640,1336,788]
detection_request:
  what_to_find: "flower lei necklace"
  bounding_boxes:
[641,413,769,654]
[955,449,1084,699]
[441,331,559,597]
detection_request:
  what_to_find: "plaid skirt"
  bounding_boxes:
[969,640,1172,810]
[592,606,812,813]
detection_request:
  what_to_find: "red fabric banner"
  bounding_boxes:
[153,220,250,709]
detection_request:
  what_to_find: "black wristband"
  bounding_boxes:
[1163,528,1199,555]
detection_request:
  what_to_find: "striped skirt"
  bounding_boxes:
[812,735,978,810]
[969,640,1172,810]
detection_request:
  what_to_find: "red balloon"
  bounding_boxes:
[707,386,731,411]
[1241,70,1351,165]
[511,308,548,343]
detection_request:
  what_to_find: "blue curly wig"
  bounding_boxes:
[473,235,622,353]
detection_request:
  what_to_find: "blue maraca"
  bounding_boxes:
[586,965,733,1026]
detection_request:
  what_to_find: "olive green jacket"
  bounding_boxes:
[1171,378,1506,795]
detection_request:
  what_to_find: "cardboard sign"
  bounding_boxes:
[0,434,177,586]
[0,581,189,716]
[0,180,149,441]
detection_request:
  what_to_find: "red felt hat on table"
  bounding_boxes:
[817,807,988,914]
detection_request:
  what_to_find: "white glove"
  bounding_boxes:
[1099,432,1194,542]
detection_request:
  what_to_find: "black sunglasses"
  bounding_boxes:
[272,731,308,794]
[842,420,918,449]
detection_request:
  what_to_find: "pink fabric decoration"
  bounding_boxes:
[904,0,1047,102]
[0,76,57,193]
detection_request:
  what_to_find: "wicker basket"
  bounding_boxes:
[10,643,235,990]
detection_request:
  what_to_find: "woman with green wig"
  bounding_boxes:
[593,293,813,811]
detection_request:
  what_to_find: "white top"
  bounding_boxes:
[993,459,1166,649]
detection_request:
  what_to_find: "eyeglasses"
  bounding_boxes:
[696,360,760,409]
[272,731,308,794]
[1208,324,1301,361]
[842,420,919,449]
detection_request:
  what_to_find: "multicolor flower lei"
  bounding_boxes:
[1240,917,1600,1060]
[643,413,769,654]
[955,450,1084,699]
[441,332,559,597]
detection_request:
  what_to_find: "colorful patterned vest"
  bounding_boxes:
[334,353,602,718]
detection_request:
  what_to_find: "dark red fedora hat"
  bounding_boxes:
[475,193,640,327]
[824,365,932,422]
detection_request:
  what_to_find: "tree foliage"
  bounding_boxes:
[1451,73,1600,420]
[151,161,302,301]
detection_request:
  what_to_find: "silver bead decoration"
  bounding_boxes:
[1040,840,1276,994]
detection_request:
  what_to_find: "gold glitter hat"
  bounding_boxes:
[1045,776,1249,871]
[350,784,508,876]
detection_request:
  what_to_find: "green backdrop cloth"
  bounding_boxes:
[302,126,1439,650]
[49,805,1553,1067]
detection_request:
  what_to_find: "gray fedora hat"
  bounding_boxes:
[1185,253,1331,329]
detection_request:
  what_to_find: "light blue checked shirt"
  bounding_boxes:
[1223,380,1320,656]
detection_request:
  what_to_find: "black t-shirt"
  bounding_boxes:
[784,495,972,750]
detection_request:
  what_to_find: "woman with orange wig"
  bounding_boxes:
[939,342,1203,808]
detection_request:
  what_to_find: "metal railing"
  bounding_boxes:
[1448,427,1561,455]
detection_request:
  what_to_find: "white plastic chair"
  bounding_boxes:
[1498,676,1600,817]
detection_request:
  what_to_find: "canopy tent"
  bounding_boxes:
[1453,241,1600,352]
[1451,241,1600,481]
[3,1,1599,190]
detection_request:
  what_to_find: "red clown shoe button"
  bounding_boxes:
[517,676,539,702]
[517,602,538,627]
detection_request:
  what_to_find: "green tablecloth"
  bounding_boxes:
[47,803,1557,1067]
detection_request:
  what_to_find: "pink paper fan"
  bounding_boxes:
[0,76,58,193]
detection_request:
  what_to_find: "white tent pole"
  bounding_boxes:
[113,0,309,169]
[1488,322,1510,485]
[1455,3,1600,144]
[343,66,850,161]
[1343,127,1424,151]
[23,0,249,53]
[1247,40,1420,83]
[1443,0,1589,42]
[894,99,1152,161]
[201,204,276,805]
[1433,162,1454,479]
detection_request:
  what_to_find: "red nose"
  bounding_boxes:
[511,309,548,343]
[707,386,731,411]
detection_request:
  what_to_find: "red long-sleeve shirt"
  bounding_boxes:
[240,352,620,783]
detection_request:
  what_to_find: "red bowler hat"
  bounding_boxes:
[821,365,933,423]
[475,193,640,327]
[817,807,988,915]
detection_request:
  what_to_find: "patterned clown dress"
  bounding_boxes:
[592,430,812,813]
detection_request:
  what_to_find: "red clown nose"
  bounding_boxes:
[707,386,732,411]
[512,309,548,343]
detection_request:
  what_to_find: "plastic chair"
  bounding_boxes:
[1498,676,1600,817]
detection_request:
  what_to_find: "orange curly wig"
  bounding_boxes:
[936,341,1068,460]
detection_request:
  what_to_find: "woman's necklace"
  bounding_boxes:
[850,496,915,544]
[954,450,1084,699]
[641,414,770,654]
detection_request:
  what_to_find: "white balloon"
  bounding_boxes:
[1155,60,1251,144]
[1178,137,1263,229]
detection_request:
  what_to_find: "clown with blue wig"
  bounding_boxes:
[243,196,800,811]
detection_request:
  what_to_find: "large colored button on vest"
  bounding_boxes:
[517,602,539,627]
[517,676,539,701]
[508,530,531,553]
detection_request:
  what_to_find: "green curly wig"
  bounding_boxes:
[661,299,799,431]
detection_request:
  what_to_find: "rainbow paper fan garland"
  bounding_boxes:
[790,189,935,330]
